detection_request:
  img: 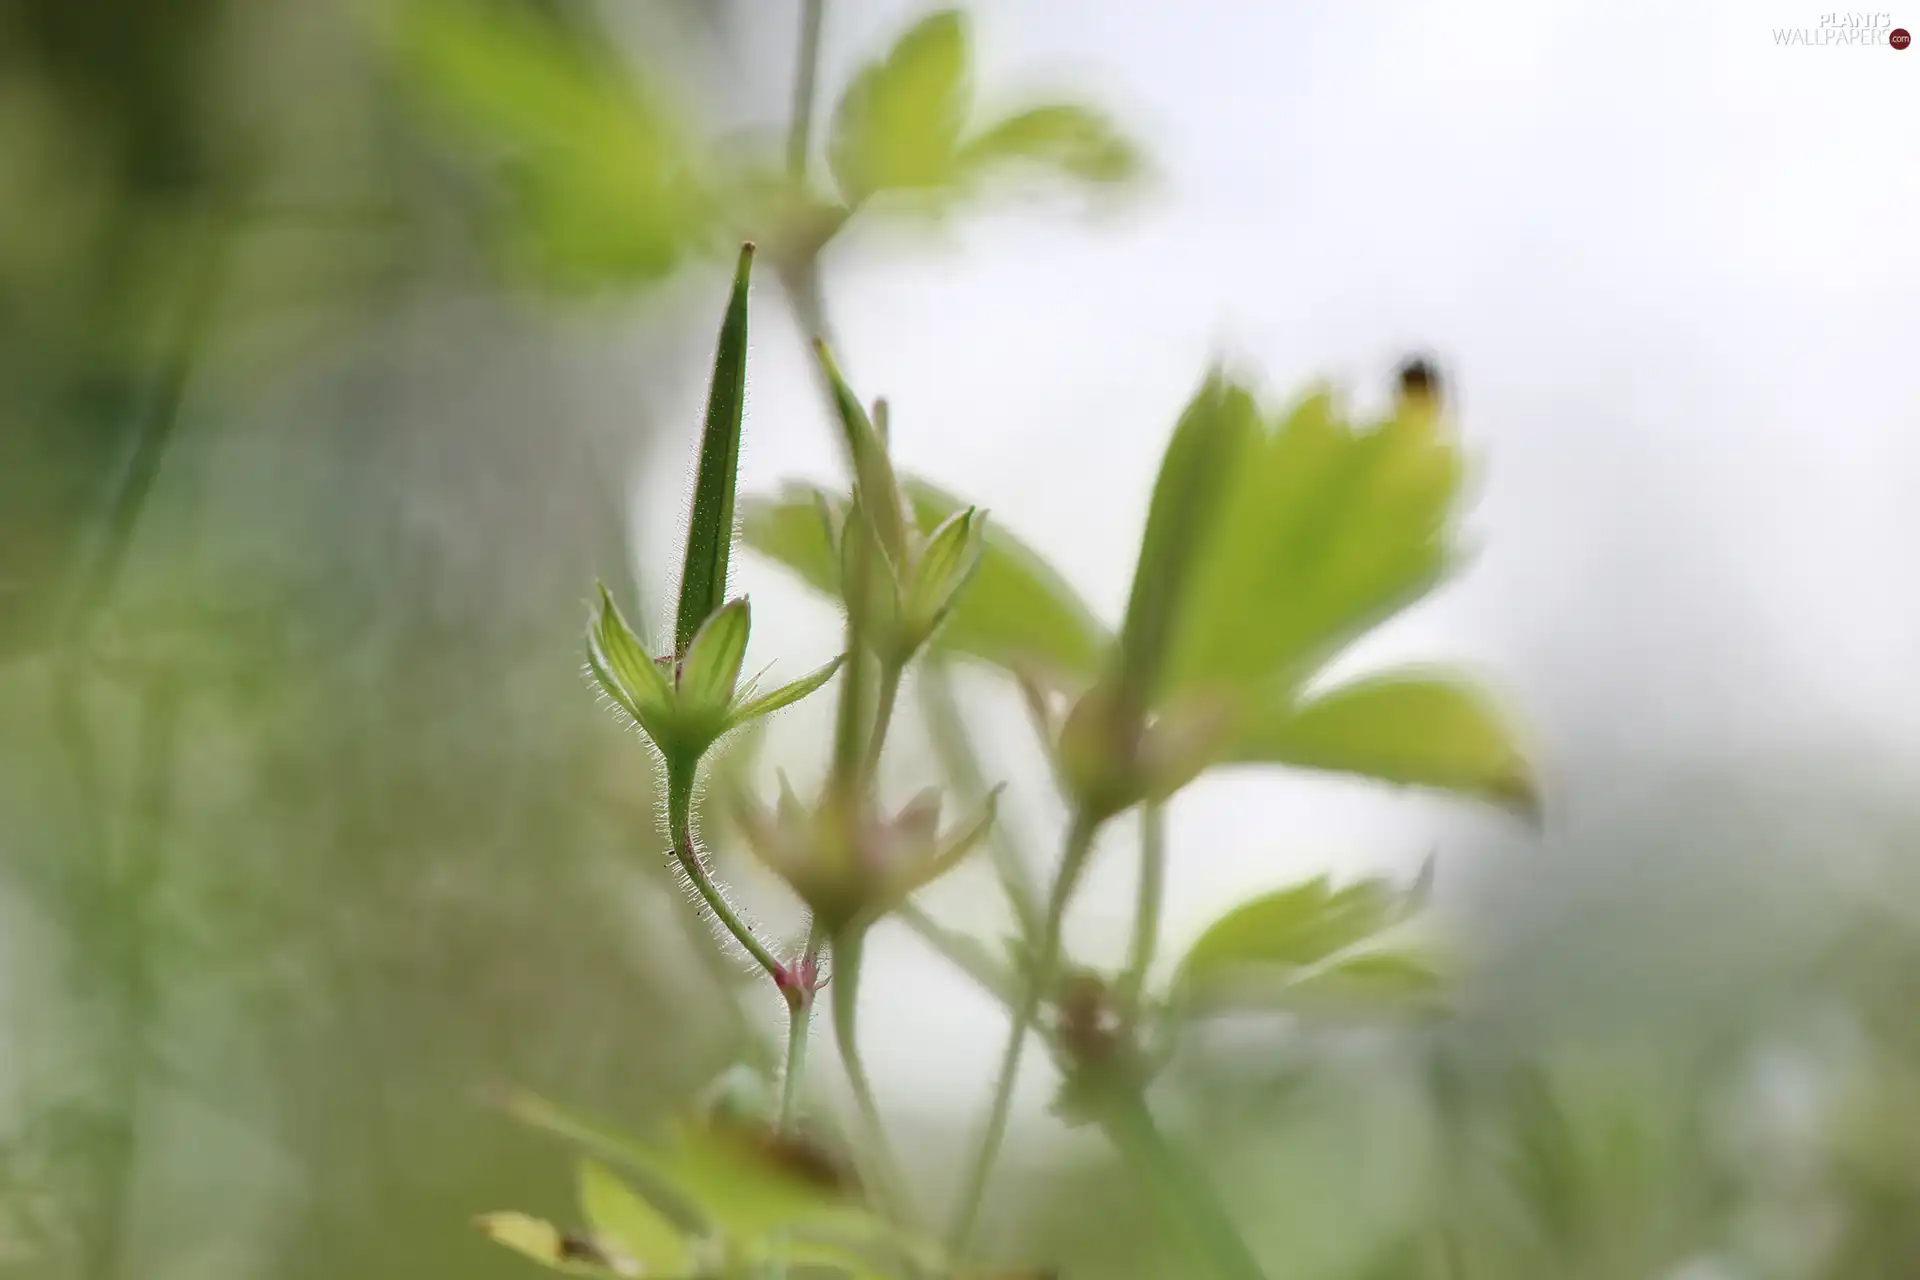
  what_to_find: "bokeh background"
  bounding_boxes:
[2,1,1918,1277]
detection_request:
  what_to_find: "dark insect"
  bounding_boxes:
[556,1234,612,1266]
[1395,355,1445,412]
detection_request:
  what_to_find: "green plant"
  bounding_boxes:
[422,7,1535,1279]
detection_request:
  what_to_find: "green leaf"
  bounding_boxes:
[578,1160,692,1275]
[473,1211,628,1275]
[1160,390,1463,702]
[903,480,1108,679]
[742,479,1109,680]
[679,598,751,710]
[675,244,755,653]
[1172,875,1420,997]
[500,1092,875,1242]
[1117,373,1261,711]
[1183,946,1447,1020]
[1228,670,1537,816]
[741,484,843,595]
[390,0,709,289]
[958,103,1143,187]
[731,654,845,727]
[588,583,670,724]
[828,10,971,204]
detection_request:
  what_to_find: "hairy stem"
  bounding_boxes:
[778,922,825,1129]
[1119,803,1166,1018]
[920,661,1043,941]
[947,809,1101,1255]
[667,769,783,981]
[830,929,918,1226]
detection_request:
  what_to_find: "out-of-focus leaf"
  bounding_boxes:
[957,103,1142,187]
[1189,947,1448,1020]
[501,1092,878,1241]
[390,0,710,288]
[1171,875,1420,997]
[1118,373,1261,709]
[473,1211,633,1275]
[741,479,1108,681]
[1228,670,1537,817]
[741,483,840,594]
[828,10,971,203]
[577,1160,691,1275]
[1159,390,1462,703]
[903,479,1107,679]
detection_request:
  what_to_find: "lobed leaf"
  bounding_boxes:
[391,0,709,288]
[1227,670,1537,817]
[1159,390,1463,703]
[1117,373,1261,710]
[828,10,972,203]
[1172,874,1423,998]
[958,102,1143,187]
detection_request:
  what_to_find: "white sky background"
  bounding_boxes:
[630,0,1920,1157]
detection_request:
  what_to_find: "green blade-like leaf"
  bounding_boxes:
[679,598,751,710]
[743,479,1109,680]
[828,9,971,203]
[958,102,1143,187]
[588,583,671,722]
[1172,875,1420,997]
[731,654,845,727]
[1228,669,1537,816]
[578,1160,692,1275]
[1161,390,1462,702]
[675,244,755,654]
[1117,372,1260,711]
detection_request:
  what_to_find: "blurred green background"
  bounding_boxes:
[4,2,1920,1278]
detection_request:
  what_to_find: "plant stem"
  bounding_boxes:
[830,929,918,1226]
[947,809,1101,1256]
[860,660,903,781]
[905,898,1267,1279]
[1094,1081,1268,1280]
[668,769,783,981]
[786,0,827,181]
[778,921,825,1130]
[894,903,1018,1006]
[920,661,1043,941]
[1119,803,1166,1018]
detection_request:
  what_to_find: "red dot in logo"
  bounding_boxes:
[1893,27,1912,48]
